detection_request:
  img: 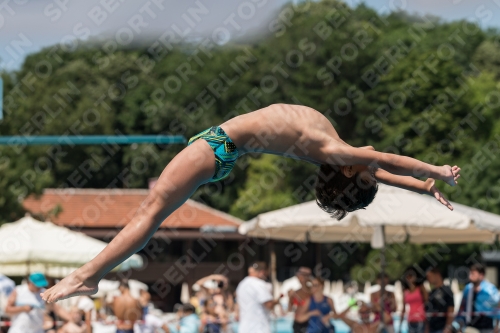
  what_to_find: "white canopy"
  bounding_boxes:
[0,215,143,277]
[239,184,499,244]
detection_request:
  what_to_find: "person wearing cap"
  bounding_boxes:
[236,262,281,333]
[5,272,48,333]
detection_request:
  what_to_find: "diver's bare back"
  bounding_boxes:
[220,104,342,164]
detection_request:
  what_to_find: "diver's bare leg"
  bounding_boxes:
[41,140,216,302]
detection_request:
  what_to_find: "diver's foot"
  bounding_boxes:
[40,272,98,303]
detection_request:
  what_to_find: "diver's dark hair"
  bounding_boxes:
[315,164,378,220]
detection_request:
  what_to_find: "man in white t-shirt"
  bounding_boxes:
[236,262,280,333]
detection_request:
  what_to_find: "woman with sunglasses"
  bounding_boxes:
[296,277,336,333]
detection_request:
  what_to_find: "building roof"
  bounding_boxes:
[23,188,243,229]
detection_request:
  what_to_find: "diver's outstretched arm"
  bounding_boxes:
[326,145,460,187]
[373,168,458,210]
[41,140,216,303]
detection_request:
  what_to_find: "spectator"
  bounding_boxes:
[288,267,313,333]
[193,275,229,316]
[401,267,428,333]
[190,284,206,314]
[338,301,390,333]
[134,311,169,333]
[5,272,50,333]
[236,262,280,333]
[94,295,111,321]
[199,298,228,333]
[43,302,72,333]
[57,307,90,333]
[370,273,396,333]
[426,267,454,333]
[224,286,236,315]
[457,263,500,333]
[112,279,142,333]
[71,296,95,332]
[40,278,73,333]
[176,303,200,333]
[296,277,336,333]
[139,290,151,319]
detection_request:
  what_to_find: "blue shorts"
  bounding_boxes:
[188,126,239,182]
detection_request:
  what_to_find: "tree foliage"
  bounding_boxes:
[2,0,500,281]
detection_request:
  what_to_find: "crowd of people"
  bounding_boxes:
[0,273,172,333]
[1,262,500,333]
[234,262,500,333]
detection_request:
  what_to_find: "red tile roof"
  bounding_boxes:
[22,189,243,229]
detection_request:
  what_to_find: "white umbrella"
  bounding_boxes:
[0,215,143,277]
[239,184,498,243]
[240,206,376,243]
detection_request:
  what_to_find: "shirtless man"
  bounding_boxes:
[112,280,142,333]
[339,302,390,333]
[41,104,461,303]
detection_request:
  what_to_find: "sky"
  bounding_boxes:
[2,0,500,71]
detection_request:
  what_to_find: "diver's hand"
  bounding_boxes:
[425,178,453,210]
[439,165,460,186]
